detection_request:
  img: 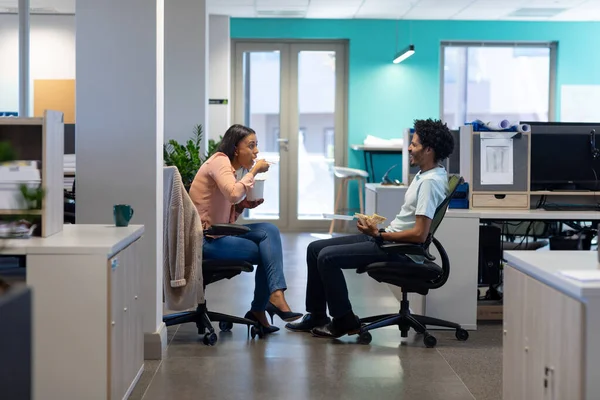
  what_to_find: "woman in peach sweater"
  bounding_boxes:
[189,124,302,333]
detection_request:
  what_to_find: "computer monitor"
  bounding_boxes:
[64,123,75,154]
[448,129,460,174]
[527,122,600,191]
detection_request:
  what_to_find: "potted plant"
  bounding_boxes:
[163,124,222,191]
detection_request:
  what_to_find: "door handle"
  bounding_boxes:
[277,138,289,151]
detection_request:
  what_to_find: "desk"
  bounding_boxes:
[1,224,145,400]
[416,209,600,331]
[502,251,600,400]
[350,144,403,182]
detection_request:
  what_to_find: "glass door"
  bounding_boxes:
[232,42,290,227]
[232,41,347,231]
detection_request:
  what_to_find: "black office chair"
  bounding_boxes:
[356,175,469,348]
[162,224,267,345]
[161,168,263,346]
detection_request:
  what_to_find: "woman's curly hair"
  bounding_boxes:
[414,118,454,162]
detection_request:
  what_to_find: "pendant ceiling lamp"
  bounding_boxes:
[392,20,415,64]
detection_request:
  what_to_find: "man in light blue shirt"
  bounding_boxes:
[287,118,454,339]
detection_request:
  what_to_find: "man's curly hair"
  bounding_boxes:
[414,118,454,162]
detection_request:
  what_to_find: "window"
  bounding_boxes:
[441,42,556,129]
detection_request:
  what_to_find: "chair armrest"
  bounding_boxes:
[380,243,435,261]
[204,224,250,236]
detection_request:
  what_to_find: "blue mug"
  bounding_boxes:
[114,204,134,227]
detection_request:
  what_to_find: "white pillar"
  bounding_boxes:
[76,0,166,359]
[209,15,231,142]
[165,0,208,152]
[18,0,30,117]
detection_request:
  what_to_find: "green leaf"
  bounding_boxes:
[162,124,222,190]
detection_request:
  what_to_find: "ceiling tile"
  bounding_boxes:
[453,6,521,20]
[306,6,361,19]
[309,0,363,3]
[208,0,253,5]
[210,5,255,17]
[306,2,362,19]
[403,6,470,19]
[256,0,309,6]
[14,0,600,21]
[520,0,587,6]
[355,0,412,19]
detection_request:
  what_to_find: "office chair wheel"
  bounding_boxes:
[203,332,218,346]
[219,321,234,332]
[423,334,437,348]
[358,331,372,345]
[455,328,469,341]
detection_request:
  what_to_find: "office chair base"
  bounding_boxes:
[358,297,469,347]
[163,303,260,346]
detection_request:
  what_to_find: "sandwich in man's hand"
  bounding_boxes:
[354,213,387,227]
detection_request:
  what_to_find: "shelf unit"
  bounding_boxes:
[458,125,600,210]
[0,110,64,237]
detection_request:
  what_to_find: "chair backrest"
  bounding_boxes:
[423,174,464,250]
[425,175,463,290]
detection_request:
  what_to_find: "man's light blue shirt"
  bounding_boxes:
[384,166,449,262]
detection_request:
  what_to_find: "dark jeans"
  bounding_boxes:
[306,234,409,319]
[203,222,287,312]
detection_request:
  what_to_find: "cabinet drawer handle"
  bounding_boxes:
[124,307,128,312]
[135,296,138,300]
[112,321,115,326]
[111,259,118,270]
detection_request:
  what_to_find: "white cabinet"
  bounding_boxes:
[503,266,584,400]
[21,224,145,400]
[364,183,407,223]
[110,239,143,400]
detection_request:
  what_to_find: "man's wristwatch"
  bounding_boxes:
[376,230,384,244]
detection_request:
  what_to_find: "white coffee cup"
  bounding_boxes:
[247,178,266,201]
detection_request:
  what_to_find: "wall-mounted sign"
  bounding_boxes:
[209,99,228,105]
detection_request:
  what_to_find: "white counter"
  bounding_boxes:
[503,250,600,400]
[0,224,144,256]
[448,208,600,220]
[504,251,600,301]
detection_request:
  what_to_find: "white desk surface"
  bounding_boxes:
[0,224,144,257]
[447,208,600,220]
[350,144,403,152]
[504,251,600,301]
[365,183,408,190]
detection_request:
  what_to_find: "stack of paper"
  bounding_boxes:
[363,135,403,148]
[557,270,600,282]
[64,154,76,175]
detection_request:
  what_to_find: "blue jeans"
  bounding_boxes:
[203,222,287,312]
[306,234,409,318]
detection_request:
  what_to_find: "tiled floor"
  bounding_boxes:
[130,233,502,400]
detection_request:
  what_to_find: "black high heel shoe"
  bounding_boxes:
[244,311,280,334]
[266,302,303,324]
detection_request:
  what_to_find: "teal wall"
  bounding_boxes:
[230,19,599,209]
